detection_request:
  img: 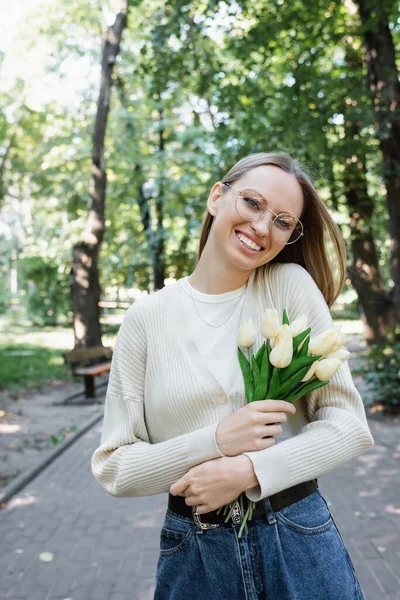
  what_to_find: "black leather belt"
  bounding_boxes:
[168,479,318,526]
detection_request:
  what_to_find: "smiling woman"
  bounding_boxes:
[91,151,373,600]
[196,151,346,302]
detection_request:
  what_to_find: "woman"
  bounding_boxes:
[91,152,374,600]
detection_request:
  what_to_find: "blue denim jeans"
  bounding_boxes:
[154,488,364,600]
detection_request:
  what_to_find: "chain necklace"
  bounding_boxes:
[188,275,248,328]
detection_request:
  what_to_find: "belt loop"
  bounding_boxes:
[261,496,277,524]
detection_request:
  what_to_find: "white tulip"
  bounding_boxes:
[237,318,257,348]
[300,360,317,382]
[260,308,280,339]
[325,347,350,362]
[314,358,343,380]
[327,333,347,355]
[289,314,308,338]
[308,330,344,357]
[274,324,293,345]
[269,339,293,368]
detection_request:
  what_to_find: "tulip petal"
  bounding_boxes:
[260,308,280,339]
[315,358,342,380]
[238,318,256,348]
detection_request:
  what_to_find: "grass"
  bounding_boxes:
[0,345,75,397]
[0,314,119,400]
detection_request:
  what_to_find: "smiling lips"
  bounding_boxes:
[235,230,264,252]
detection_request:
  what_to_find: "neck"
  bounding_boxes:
[190,249,253,294]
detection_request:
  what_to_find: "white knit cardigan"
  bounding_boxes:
[91,262,374,501]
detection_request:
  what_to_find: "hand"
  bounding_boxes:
[169,456,252,514]
[216,399,296,457]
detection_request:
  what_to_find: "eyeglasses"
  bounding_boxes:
[223,182,304,245]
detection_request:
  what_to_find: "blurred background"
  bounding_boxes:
[0,1,399,599]
[1,0,399,419]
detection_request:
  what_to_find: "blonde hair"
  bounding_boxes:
[197,151,346,307]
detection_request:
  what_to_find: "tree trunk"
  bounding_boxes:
[356,0,400,320]
[153,106,166,291]
[343,152,395,344]
[69,0,129,348]
[342,46,397,345]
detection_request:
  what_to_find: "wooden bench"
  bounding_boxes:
[63,346,113,399]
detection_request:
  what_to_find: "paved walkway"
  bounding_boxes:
[1,413,399,600]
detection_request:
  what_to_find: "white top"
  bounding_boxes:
[91,262,375,502]
[180,276,247,397]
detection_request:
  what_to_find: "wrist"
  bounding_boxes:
[234,454,260,492]
[214,421,228,457]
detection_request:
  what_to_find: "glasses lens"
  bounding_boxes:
[236,189,268,220]
[272,214,303,244]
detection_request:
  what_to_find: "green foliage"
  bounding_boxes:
[18,257,72,326]
[0,0,397,344]
[0,345,74,398]
[356,329,400,412]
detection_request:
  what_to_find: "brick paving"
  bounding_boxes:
[1,341,399,599]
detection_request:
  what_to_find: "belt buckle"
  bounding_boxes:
[231,499,243,525]
[192,506,219,530]
[192,500,243,530]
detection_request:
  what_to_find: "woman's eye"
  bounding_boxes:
[275,218,291,229]
[244,197,261,210]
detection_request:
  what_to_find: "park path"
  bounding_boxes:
[1,339,400,600]
[1,407,399,599]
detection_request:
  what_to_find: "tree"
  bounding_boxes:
[69,0,130,347]
[355,0,400,320]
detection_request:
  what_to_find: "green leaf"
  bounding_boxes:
[238,347,251,378]
[279,354,322,383]
[266,366,280,399]
[283,379,330,403]
[252,355,261,391]
[292,328,311,355]
[278,364,311,397]
[247,369,255,402]
[253,344,271,400]
[298,334,310,358]
[238,347,254,403]
[255,342,265,368]
[283,309,290,325]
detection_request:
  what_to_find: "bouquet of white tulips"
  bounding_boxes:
[216,307,350,538]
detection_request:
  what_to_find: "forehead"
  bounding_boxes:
[237,165,304,216]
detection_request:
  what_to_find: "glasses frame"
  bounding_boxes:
[223,182,304,245]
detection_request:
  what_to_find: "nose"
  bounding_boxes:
[250,212,274,241]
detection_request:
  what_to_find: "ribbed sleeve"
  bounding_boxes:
[90,302,223,497]
[243,263,375,502]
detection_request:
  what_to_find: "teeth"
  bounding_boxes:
[236,232,261,251]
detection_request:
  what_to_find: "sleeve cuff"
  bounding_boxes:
[243,442,291,502]
[185,422,227,463]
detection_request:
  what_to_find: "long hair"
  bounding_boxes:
[197,152,346,307]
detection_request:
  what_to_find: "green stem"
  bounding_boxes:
[237,498,256,538]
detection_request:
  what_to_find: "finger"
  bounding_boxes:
[184,495,197,507]
[194,504,209,515]
[170,478,187,496]
[259,399,296,414]
[262,423,282,435]
[256,411,288,424]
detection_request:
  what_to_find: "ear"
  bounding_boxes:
[207,182,223,217]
